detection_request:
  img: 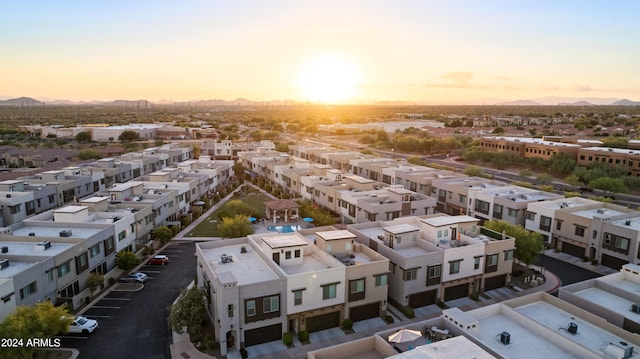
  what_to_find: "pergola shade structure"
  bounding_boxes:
[264,199,300,223]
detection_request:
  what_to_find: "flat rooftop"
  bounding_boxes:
[528,197,599,211]
[199,243,279,285]
[262,235,308,249]
[611,216,640,231]
[383,224,419,235]
[0,260,39,278]
[390,335,494,359]
[582,146,640,155]
[12,226,102,239]
[421,215,478,227]
[513,300,639,358]
[573,208,629,219]
[281,252,331,275]
[316,230,356,241]
[0,240,73,257]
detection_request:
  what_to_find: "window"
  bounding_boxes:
[540,216,551,231]
[389,262,396,274]
[437,230,442,238]
[504,250,514,261]
[228,304,234,318]
[556,220,562,231]
[507,208,518,217]
[350,278,365,294]
[89,243,101,258]
[459,194,467,204]
[322,283,338,300]
[58,260,71,277]
[487,254,499,266]
[293,290,303,306]
[574,226,585,237]
[285,251,292,259]
[493,204,503,219]
[428,265,441,278]
[246,300,255,316]
[47,270,55,283]
[294,249,301,258]
[615,236,630,251]
[474,256,482,270]
[449,260,462,274]
[118,230,126,241]
[263,295,279,313]
[326,244,332,253]
[9,204,21,214]
[19,281,37,300]
[395,236,401,245]
[374,274,387,287]
[475,200,490,215]
[403,268,418,281]
[525,211,535,221]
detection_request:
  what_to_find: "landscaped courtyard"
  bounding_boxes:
[185,188,271,237]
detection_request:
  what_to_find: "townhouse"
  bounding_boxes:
[525,197,603,244]
[201,140,275,160]
[384,164,466,196]
[348,214,515,307]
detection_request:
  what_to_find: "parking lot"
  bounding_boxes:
[59,241,197,359]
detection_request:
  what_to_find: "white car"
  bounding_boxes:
[67,316,98,334]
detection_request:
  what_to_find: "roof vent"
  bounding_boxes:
[221,254,233,264]
[500,331,510,345]
[567,322,578,334]
[626,220,632,226]
[1,246,7,253]
[28,232,36,236]
[240,246,247,254]
[59,230,72,237]
[0,259,8,270]
[631,304,640,314]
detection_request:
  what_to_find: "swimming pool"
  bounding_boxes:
[267,225,303,233]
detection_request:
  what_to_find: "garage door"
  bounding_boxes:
[484,274,506,291]
[408,290,437,308]
[307,311,340,333]
[444,283,468,301]
[601,254,628,271]
[561,242,585,258]
[244,323,282,346]
[350,302,380,322]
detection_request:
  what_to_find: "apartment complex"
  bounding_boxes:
[479,136,582,160]
[348,214,515,307]
[577,147,640,176]
[195,228,389,355]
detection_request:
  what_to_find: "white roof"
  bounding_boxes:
[421,215,479,227]
[316,230,356,241]
[262,235,308,249]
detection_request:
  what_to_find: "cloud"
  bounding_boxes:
[424,72,482,89]
[489,76,511,81]
[574,84,593,92]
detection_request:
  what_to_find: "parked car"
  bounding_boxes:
[119,272,148,283]
[66,316,98,335]
[147,255,170,265]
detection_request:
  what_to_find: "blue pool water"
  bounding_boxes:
[267,225,303,233]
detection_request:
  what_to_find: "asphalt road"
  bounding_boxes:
[536,254,602,292]
[59,241,197,359]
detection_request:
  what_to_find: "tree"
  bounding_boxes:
[118,130,140,142]
[115,250,140,271]
[464,165,484,177]
[75,131,91,143]
[86,272,104,294]
[589,177,628,193]
[222,199,258,218]
[169,287,207,341]
[151,226,173,246]
[217,214,254,238]
[483,220,543,266]
[492,127,505,135]
[0,301,72,359]
[78,149,102,160]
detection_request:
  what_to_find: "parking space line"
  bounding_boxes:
[91,306,120,309]
[101,297,130,301]
[58,336,88,340]
[142,270,161,273]
[85,315,111,318]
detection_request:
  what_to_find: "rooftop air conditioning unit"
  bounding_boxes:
[500,331,510,345]
[1,246,7,253]
[59,230,72,237]
[567,322,578,334]
[28,232,35,236]
[0,259,9,270]
[631,304,640,314]
[625,220,632,226]
[604,341,634,359]
[37,241,51,250]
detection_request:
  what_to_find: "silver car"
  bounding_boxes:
[119,272,148,283]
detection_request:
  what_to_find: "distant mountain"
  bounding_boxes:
[557,101,594,106]
[497,99,542,106]
[0,97,45,106]
[611,99,640,106]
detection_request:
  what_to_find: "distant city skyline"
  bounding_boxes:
[1,1,639,104]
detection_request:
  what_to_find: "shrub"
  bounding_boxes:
[591,259,599,265]
[298,330,309,343]
[108,277,116,285]
[384,315,394,324]
[469,292,479,301]
[342,319,353,331]
[240,347,248,358]
[400,306,415,318]
[582,256,589,262]
[282,332,293,347]
[437,300,446,309]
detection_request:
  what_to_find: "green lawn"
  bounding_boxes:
[186,191,271,237]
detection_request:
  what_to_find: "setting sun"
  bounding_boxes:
[297,54,360,104]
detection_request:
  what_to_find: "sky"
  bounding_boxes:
[1,0,639,104]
